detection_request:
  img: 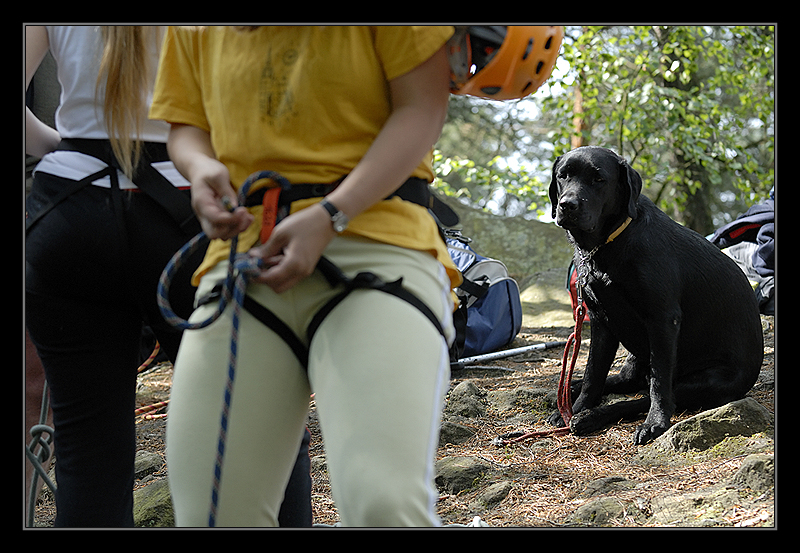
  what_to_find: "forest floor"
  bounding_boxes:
[30,271,776,529]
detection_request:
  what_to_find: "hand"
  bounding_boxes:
[189,158,254,240]
[246,203,337,293]
[167,124,253,240]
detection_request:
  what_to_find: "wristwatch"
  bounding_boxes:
[319,198,349,233]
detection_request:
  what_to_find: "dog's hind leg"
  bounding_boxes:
[566,351,652,437]
[672,362,760,413]
[603,352,649,394]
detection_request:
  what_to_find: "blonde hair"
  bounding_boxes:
[96,26,161,178]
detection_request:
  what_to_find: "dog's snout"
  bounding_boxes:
[558,196,580,212]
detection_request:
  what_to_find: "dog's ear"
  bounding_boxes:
[549,155,563,219]
[620,159,642,219]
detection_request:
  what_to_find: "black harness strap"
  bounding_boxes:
[25,166,113,233]
[240,294,310,368]
[243,176,459,228]
[456,275,490,301]
[306,257,446,347]
[197,255,447,370]
[41,139,201,236]
[194,173,455,369]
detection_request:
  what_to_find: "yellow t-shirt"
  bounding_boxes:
[149,25,460,288]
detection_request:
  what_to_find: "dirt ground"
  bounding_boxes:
[31,308,775,528]
[436,319,774,527]
[309,318,775,528]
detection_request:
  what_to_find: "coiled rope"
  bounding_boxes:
[157,170,289,527]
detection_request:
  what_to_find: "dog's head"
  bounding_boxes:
[548,146,642,237]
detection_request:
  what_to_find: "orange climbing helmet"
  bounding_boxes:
[449,25,564,100]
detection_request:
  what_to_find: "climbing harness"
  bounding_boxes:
[157,170,450,526]
[26,139,192,526]
[26,139,200,236]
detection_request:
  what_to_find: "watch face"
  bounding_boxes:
[320,199,348,232]
[332,212,348,232]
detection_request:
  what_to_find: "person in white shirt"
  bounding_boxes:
[25,25,312,527]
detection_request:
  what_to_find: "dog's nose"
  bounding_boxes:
[558,196,579,213]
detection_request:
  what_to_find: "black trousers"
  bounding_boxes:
[25,171,311,527]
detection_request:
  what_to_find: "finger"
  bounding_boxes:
[254,251,316,293]
[201,206,253,240]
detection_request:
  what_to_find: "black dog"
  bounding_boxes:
[548,146,763,445]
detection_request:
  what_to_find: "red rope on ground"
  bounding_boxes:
[135,400,170,417]
[500,304,584,445]
[137,341,161,373]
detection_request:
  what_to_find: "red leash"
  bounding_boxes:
[497,303,585,445]
[498,229,629,446]
[558,303,584,426]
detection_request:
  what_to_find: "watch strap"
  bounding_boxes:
[319,198,349,232]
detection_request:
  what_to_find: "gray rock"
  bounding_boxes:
[134,450,163,479]
[731,454,774,492]
[470,481,513,510]
[569,496,634,526]
[581,476,636,498]
[439,420,477,446]
[435,456,494,494]
[648,486,741,527]
[445,381,487,418]
[663,397,772,452]
[487,387,549,416]
[632,398,774,466]
[133,478,174,528]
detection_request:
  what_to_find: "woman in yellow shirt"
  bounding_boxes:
[151,25,458,527]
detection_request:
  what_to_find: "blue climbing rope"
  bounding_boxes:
[157,170,291,527]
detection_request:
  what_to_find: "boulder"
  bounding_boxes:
[442,195,573,285]
[633,397,774,466]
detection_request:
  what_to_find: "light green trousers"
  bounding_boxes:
[166,236,454,527]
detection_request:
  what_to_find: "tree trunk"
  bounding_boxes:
[571,84,584,150]
[571,27,588,149]
[654,26,714,234]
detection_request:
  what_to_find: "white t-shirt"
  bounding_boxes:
[33,26,188,190]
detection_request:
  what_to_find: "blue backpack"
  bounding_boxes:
[446,230,523,360]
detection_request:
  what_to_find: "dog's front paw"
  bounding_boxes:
[633,421,670,445]
[568,408,604,436]
[547,410,566,428]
